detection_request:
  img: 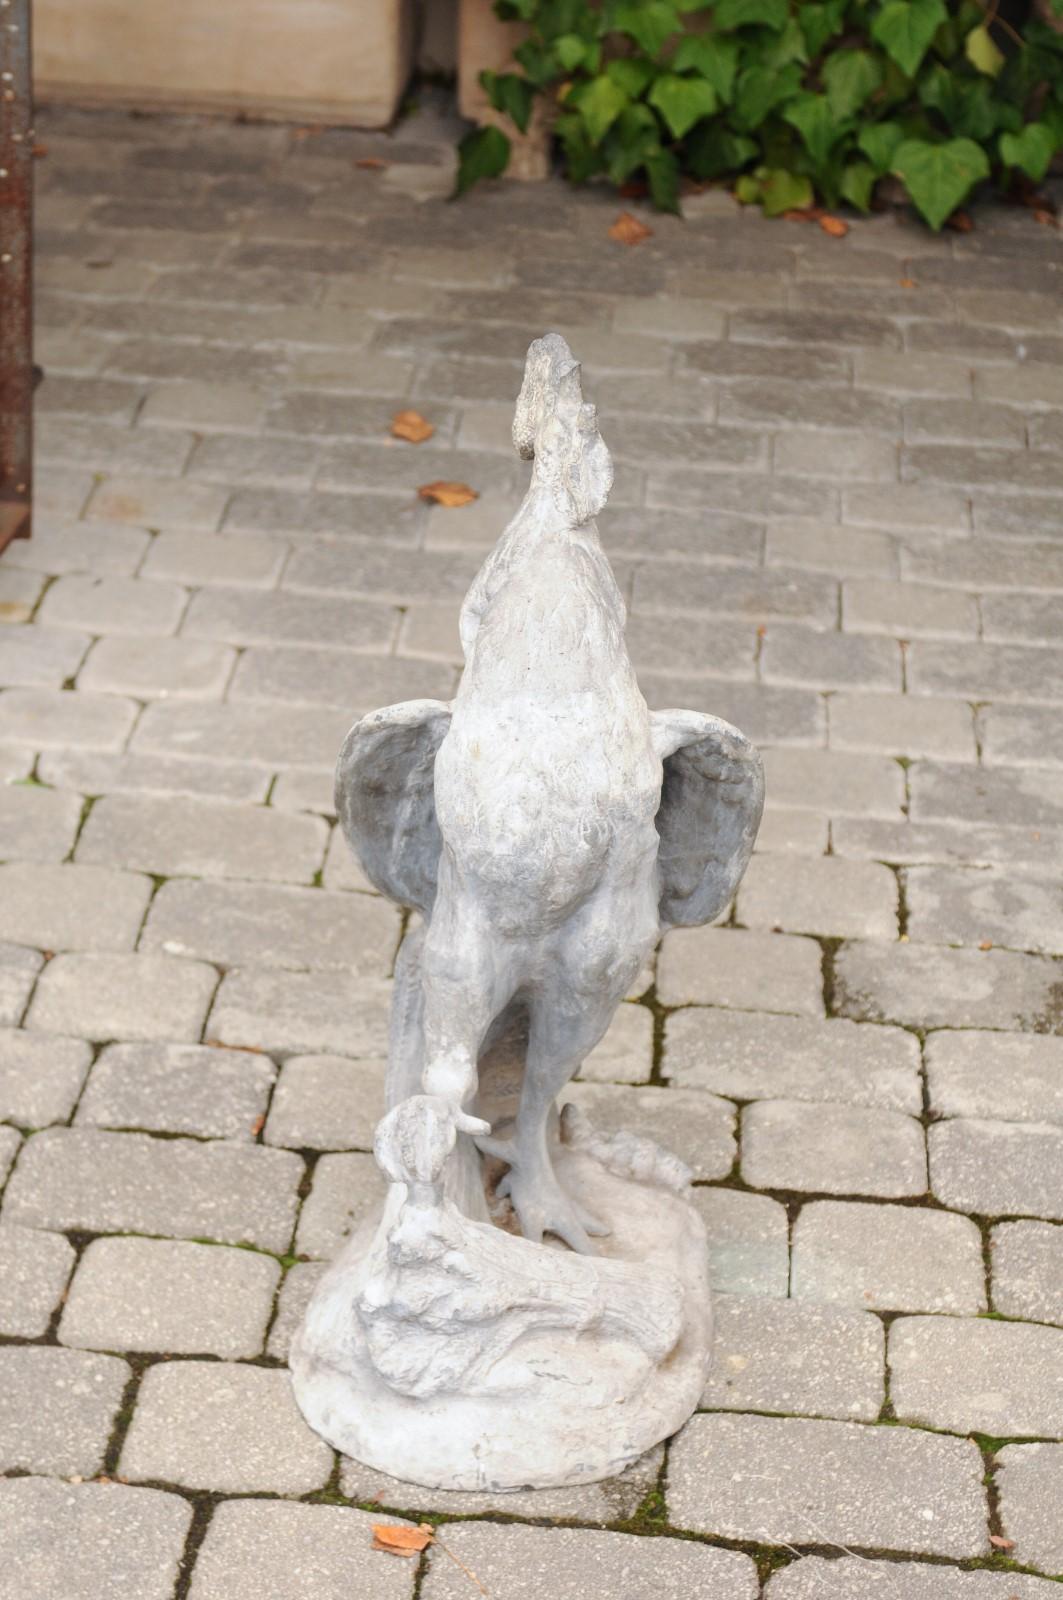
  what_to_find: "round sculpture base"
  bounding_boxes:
[290,1147,712,1493]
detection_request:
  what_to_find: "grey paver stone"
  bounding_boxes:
[0,862,152,953]
[691,1186,790,1297]
[0,1346,129,1475]
[997,1442,1063,1577]
[37,746,271,806]
[87,474,227,529]
[1,516,150,577]
[0,687,138,752]
[760,748,906,818]
[991,1221,1063,1327]
[890,1315,1063,1438]
[742,1100,927,1197]
[141,878,401,974]
[663,1009,920,1114]
[657,927,824,1016]
[984,703,1063,770]
[266,1260,326,1361]
[911,760,1063,832]
[760,626,901,693]
[792,1199,987,1314]
[927,1030,1063,1126]
[341,1446,666,1523]
[322,827,375,892]
[140,380,269,430]
[0,1477,192,1600]
[908,867,1063,957]
[264,1056,386,1151]
[576,1001,654,1083]
[765,521,898,578]
[736,855,898,940]
[930,1119,1063,1220]
[701,1294,884,1420]
[120,1360,333,1493]
[668,1412,988,1555]
[141,529,288,587]
[295,1151,385,1259]
[78,635,236,700]
[0,783,84,862]
[420,1522,758,1600]
[60,1236,280,1358]
[0,1125,20,1185]
[208,968,392,1058]
[0,1223,76,1336]
[564,1082,736,1181]
[0,626,92,689]
[766,1555,1055,1597]
[77,792,328,884]
[829,692,976,761]
[38,574,188,636]
[76,1041,275,1141]
[3,1127,302,1251]
[188,1500,418,1600]
[0,1029,93,1126]
[183,584,395,651]
[27,952,218,1042]
[834,940,1063,1033]
[842,577,978,638]
[134,699,351,769]
[0,942,42,1027]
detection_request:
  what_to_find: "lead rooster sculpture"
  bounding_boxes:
[291,335,765,1492]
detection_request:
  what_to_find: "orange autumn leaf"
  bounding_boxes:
[356,156,387,170]
[418,481,479,508]
[391,409,436,444]
[1034,208,1056,226]
[899,276,917,288]
[947,210,973,232]
[372,1524,434,1557]
[819,215,849,238]
[979,939,994,951]
[250,1114,265,1136]
[989,1534,1015,1551]
[608,211,653,247]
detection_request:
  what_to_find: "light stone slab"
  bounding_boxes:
[267,1261,328,1362]
[78,635,236,700]
[576,1001,654,1083]
[187,1500,418,1600]
[0,1478,193,1600]
[0,1125,21,1185]
[736,855,898,941]
[2,1128,303,1252]
[906,865,1063,957]
[419,1523,759,1600]
[766,1556,1055,1597]
[77,792,328,884]
[691,1186,790,1297]
[997,1442,1063,1577]
[700,1294,884,1420]
[0,1223,76,1336]
[668,1413,989,1556]
[0,784,84,863]
[208,969,392,1058]
[0,1346,130,1475]
[889,1315,1063,1438]
[663,1009,921,1114]
[120,1361,334,1494]
[0,861,153,954]
[657,925,825,1016]
[0,1029,93,1126]
[741,1100,927,1198]
[295,1152,386,1260]
[564,1081,737,1181]
[991,1221,1063,1327]
[834,940,1063,1033]
[0,942,42,1027]
[930,1119,1063,1220]
[264,1056,386,1151]
[59,1236,280,1358]
[27,952,219,1043]
[927,1030,1063,1126]
[792,1200,987,1314]
[75,1041,275,1141]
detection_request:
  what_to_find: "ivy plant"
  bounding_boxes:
[456,0,1063,227]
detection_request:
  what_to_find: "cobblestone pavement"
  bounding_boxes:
[1,96,1062,1598]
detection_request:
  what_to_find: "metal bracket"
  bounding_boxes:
[0,0,32,552]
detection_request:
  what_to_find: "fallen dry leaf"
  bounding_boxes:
[1034,208,1057,227]
[0,601,31,623]
[819,215,849,238]
[292,125,323,140]
[391,409,436,444]
[989,1534,1015,1551]
[608,211,653,246]
[32,144,48,159]
[947,210,974,232]
[418,481,479,508]
[618,178,649,200]
[356,157,387,170]
[250,1114,265,1137]
[979,939,994,951]
[372,1524,434,1558]
[899,276,917,288]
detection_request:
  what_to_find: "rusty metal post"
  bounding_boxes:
[0,0,33,552]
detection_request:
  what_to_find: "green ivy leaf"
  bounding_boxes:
[858,120,905,173]
[495,0,538,19]
[733,63,802,130]
[823,49,884,118]
[714,0,789,29]
[671,34,740,102]
[734,173,763,203]
[479,70,536,134]
[553,33,587,71]
[783,92,845,167]
[841,159,876,211]
[648,73,718,138]
[686,123,758,179]
[765,18,810,68]
[871,0,947,79]
[537,0,585,34]
[965,23,1004,76]
[891,135,990,228]
[513,37,558,87]
[604,104,661,182]
[605,0,681,57]
[572,74,630,143]
[999,122,1058,182]
[646,147,682,211]
[606,57,655,98]
[800,0,848,59]
[454,125,511,197]
[554,111,603,182]
[920,64,997,141]
[759,167,815,215]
